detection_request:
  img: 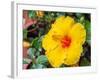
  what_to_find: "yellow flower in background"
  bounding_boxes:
[42,16,86,67]
[23,41,31,48]
[36,11,44,18]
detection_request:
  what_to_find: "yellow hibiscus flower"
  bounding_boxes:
[42,16,86,68]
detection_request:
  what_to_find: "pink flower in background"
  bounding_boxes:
[23,64,28,69]
[23,10,37,29]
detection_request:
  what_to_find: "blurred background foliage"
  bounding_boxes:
[23,10,91,69]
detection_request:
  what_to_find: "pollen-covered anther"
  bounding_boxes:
[61,36,71,48]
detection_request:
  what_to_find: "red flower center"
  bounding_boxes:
[61,36,71,48]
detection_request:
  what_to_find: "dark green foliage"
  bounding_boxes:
[80,57,90,66]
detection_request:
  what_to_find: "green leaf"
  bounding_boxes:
[80,16,85,23]
[27,48,36,59]
[56,12,65,17]
[23,29,28,39]
[31,38,38,47]
[86,40,91,45]
[39,28,45,36]
[28,11,36,18]
[31,37,42,50]
[80,57,90,66]
[50,12,55,17]
[23,58,31,64]
[76,13,83,18]
[84,20,91,40]
[36,55,48,64]
[31,63,45,69]
[35,64,44,68]
[35,51,40,56]
[31,64,36,69]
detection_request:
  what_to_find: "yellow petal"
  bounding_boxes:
[51,16,75,36]
[42,34,59,51]
[64,42,83,65]
[69,23,86,44]
[46,46,66,67]
[54,16,65,25]
[63,16,75,28]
